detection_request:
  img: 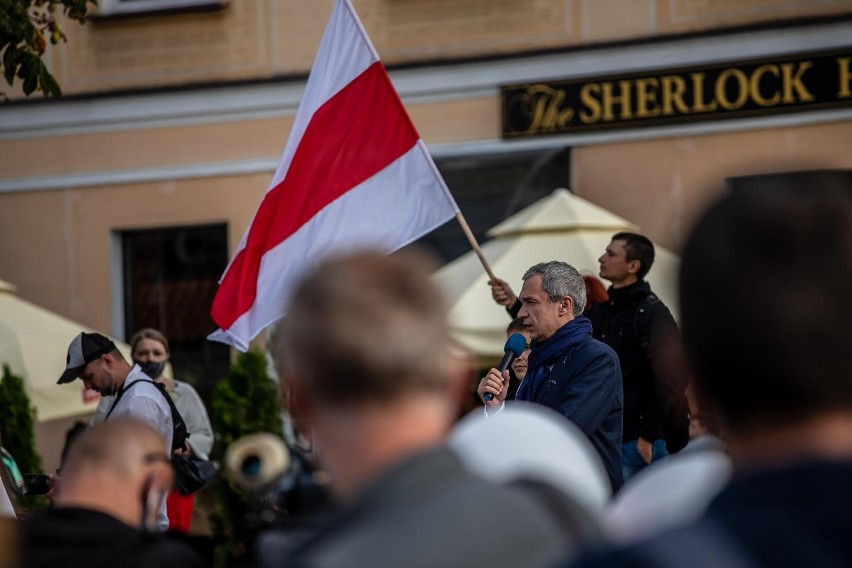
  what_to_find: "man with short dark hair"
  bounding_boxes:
[588,232,687,481]
[275,251,579,568]
[570,178,852,567]
[56,332,173,530]
[17,418,204,568]
[479,261,624,492]
[506,317,528,338]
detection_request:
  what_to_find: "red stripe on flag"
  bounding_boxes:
[211,62,419,329]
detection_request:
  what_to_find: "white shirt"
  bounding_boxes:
[94,377,212,459]
[105,365,173,531]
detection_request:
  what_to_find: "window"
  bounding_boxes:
[98,0,226,17]
[121,223,230,400]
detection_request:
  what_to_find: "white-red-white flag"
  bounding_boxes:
[209,0,459,350]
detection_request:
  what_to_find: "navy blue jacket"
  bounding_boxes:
[515,336,624,492]
[570,459,852,567]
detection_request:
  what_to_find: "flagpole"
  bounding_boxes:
[454,212,497,282]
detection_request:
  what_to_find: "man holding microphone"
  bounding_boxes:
[478,261,624,492]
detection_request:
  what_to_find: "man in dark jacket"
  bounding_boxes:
[479,261,624,492]
[587,232,687,481]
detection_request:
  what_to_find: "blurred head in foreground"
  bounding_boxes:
[277,250,468,498]
[52,418,174,529]
[680,180,852,461]
[17,419,207,567]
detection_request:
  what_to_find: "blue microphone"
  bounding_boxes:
[483,332,527,402]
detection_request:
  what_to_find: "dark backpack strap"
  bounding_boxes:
[105,378,144,420]
[150,381,189,453]
[105,378,188,453]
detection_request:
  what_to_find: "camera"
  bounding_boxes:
[24,474,52,496]
[225,434,334,567]
[225,433,331,527]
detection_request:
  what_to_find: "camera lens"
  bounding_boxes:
[241,455,262,478]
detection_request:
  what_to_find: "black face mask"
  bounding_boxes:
[135,360,166,379]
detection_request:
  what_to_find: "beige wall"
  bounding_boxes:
[35,0,852,97]
[0,96,496,179]
[0,118,292,179]
[572,120,852,252]
[0,174,267,333]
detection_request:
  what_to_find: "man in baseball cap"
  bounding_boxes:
[56,332,174,531]
[57,332,118,387]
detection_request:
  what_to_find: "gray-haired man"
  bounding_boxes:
[479,261,624,492]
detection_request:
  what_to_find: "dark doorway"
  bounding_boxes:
[121,223,230,400]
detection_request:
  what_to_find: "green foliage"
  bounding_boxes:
[209,349,283,567]
[0,364,42,475]
[0,0,97,99]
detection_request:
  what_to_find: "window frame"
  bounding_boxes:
[97,0,226,17]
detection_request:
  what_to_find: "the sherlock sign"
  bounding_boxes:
[501,49,852,138]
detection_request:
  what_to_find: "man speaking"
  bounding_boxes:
[479,261,624,492]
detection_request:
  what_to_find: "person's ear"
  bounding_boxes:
[627,259,642,276]
[560,297,574,317]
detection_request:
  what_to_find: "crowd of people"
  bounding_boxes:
[2,180,852,567]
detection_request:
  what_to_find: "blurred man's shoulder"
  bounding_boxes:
[569,521,748,568]
[19,508,206,568]
[144,535,208,567]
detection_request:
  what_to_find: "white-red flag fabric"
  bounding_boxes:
[208,0,459,350]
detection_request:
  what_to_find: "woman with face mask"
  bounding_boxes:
[90,328,214,534]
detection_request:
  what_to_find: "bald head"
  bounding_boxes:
[55,419,172,528]
[62,418,167,481]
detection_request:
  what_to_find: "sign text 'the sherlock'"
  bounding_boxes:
[501,50,852,137]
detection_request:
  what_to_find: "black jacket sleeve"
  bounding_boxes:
[639,302,684,442]
[507,298,522,319]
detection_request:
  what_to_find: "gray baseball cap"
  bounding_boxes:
[57,332,117,385]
